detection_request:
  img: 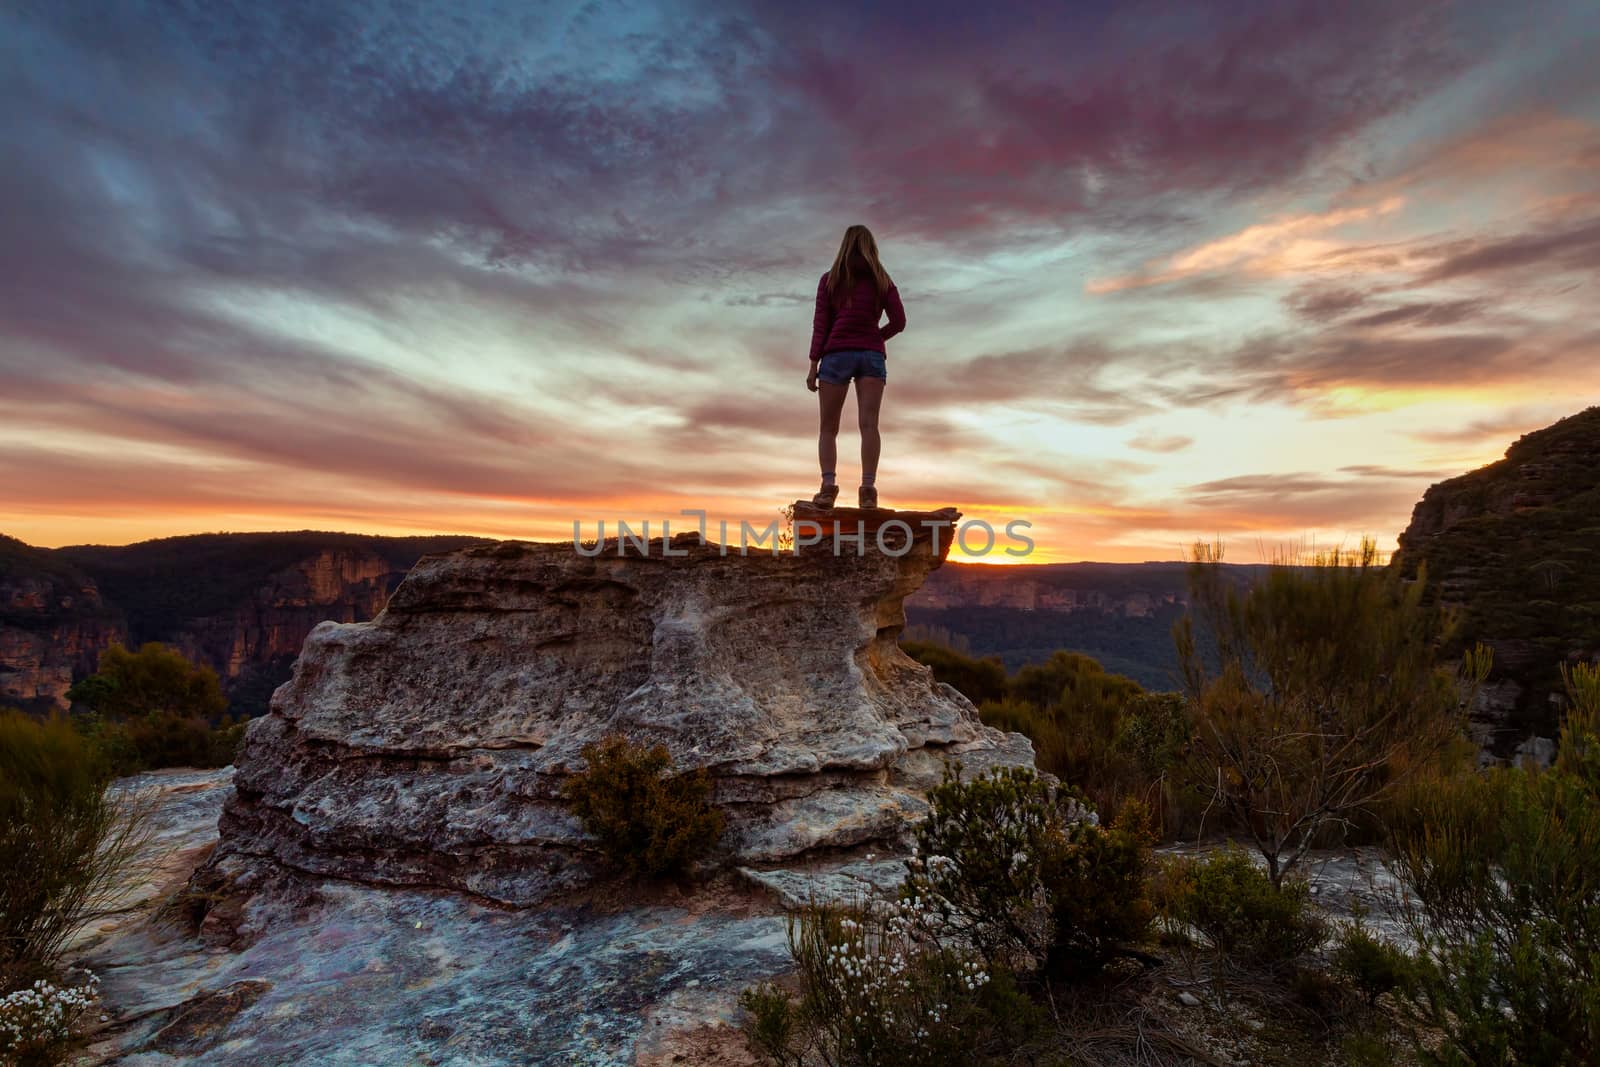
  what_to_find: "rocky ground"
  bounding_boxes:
[69,770,1418,1066]
[61,523,1425,1065]
[74,769,792,1066]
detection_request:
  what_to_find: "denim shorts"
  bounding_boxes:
[817,349,887,385]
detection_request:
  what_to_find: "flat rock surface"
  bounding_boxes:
[78,769,790,1066]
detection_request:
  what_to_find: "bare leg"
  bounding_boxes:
[856,377,884,480]
[817,381,848,477]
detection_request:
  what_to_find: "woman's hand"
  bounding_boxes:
[806,361,820,392]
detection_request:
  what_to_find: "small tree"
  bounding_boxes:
[68,642,226,721]
[67,643,239,772]
[0,712,149,984]
[1176,540,1488,885]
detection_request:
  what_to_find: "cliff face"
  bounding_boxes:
[161,548,397,711]
[0,536,125,710]
[210,510,1035,907]
[1395,406,1600,756]
[22,532,488,712]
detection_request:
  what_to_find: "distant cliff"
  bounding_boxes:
[0,535,126,711]
[0,531,486,713]
[907,560,1268,688]
[1395,406,1600,756]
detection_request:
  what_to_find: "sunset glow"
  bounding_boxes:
[3,1,1598,562]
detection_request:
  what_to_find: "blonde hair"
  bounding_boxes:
[826,224,893,308]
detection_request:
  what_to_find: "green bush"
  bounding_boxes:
[740,981,804,1067]
[743,898,1045,1067]
[1153,844,1326,967]
[1388,733,1600,1064]
[76,711,245,776]
[903,766,1152,977]
[1330,921,1413,1006]
[0,712,149,986]
[1558,659,1600,781]
[67,642,225,721]
[67,642,241,773]
[561,735,724,880]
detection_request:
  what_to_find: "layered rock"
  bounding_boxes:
[211,508,1035,906]
[0,535,125,710]
[1395,406,1600,755]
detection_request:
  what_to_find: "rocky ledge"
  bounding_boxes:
[207,506,1035,907]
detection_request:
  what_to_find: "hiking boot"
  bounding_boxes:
[858,485,879,510]
[811,483,840,508]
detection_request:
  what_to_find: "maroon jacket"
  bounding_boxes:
[808,263,906,363]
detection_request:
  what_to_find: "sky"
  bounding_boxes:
[2,0,1598,563]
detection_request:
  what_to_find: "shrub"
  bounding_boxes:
[903,766,1152,977]
[1387,742,1600,1064]
[741,769,1157,1065]
[739,982,804,1067]
[1330,921,1412,1006]
[1558,659,1600,781]
[0,712,149,984]
[561,735,724,879]
[67,642,240,772]
[1153,845,1326,967]
[0,973,102,1067]
[743,897,1044,1067]
[67,642,226,721]
[76,711,245,775]
[1040,799,1156,976]
[1176,540,1488,885]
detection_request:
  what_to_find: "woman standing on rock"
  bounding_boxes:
[806,224,906,510]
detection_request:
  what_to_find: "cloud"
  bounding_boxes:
[1407,408,1565,447]
[1416,216,1600,283]
[0,0,1595,560]
[1177,467,1439,532]
[1127,434,1194,454]
[1343,300,1488,329]
[1088,199,1406,293]
[1287,285,1371,321]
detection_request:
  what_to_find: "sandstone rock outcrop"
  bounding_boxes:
[209,508,1035,906]
[1395,406,1600,755]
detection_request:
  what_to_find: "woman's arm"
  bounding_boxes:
[879,284,906,342]
[808,273,834,364]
